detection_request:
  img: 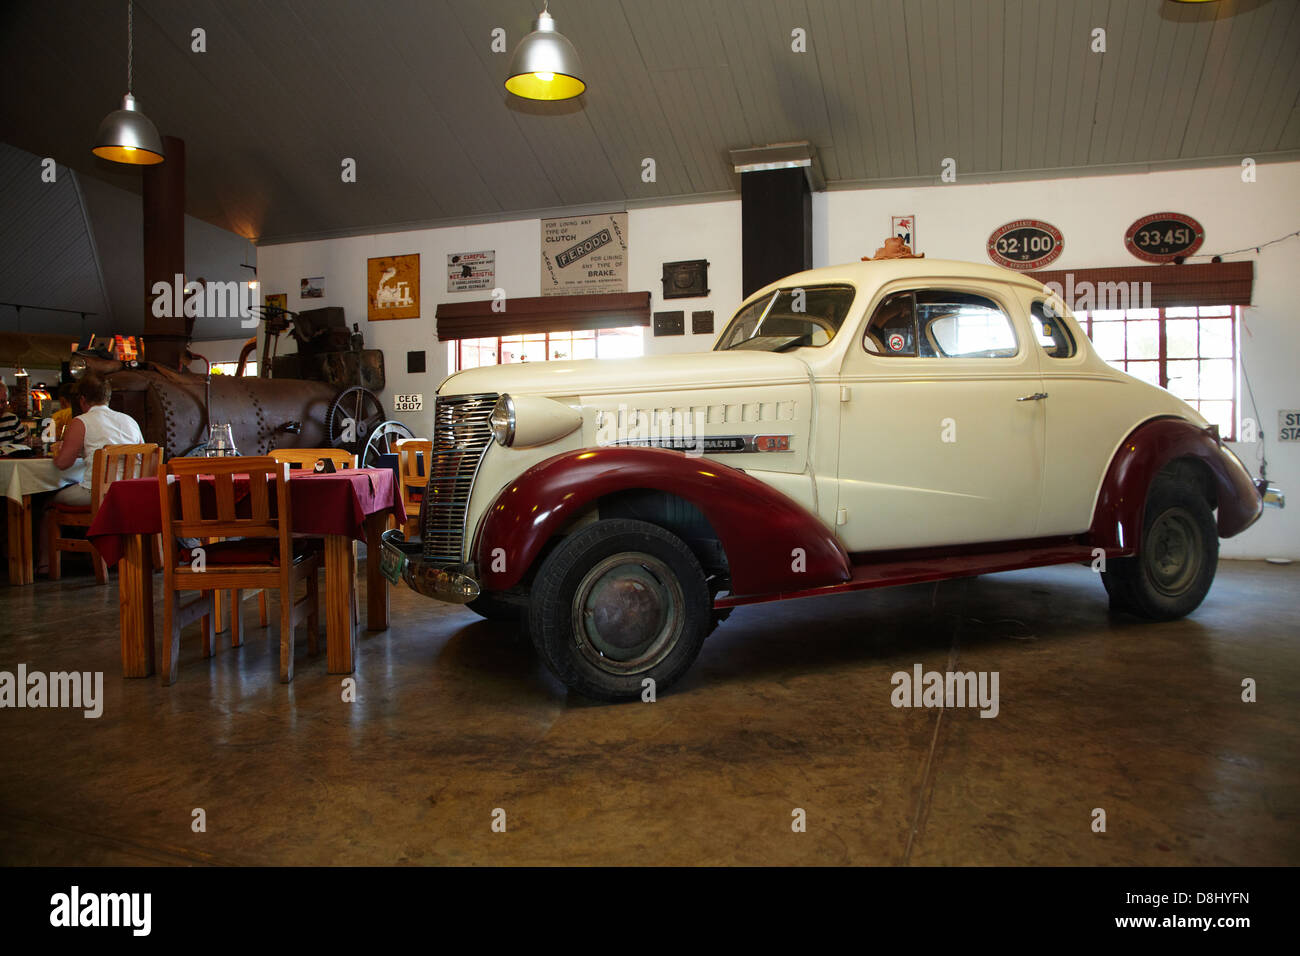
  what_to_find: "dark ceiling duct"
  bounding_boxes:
[731,142,822,299]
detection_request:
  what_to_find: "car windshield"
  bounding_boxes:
[714,284,857,352]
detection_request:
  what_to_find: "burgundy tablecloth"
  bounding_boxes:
[88,468,406,565]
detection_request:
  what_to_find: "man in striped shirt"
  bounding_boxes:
[0,381,31,446]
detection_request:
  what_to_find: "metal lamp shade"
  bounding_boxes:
[504,10,586,101]
[93,93,165,165]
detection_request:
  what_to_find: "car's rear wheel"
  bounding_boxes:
[529,519,711,701]
[1101,474,1218,620]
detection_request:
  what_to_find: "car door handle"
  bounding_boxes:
[1017,392,1049,402]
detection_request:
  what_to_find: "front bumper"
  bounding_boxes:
[1256,479,1286,509]
[378,529,480,604]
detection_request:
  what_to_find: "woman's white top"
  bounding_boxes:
[66,403,144,489]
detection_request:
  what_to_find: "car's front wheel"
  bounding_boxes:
[1102,473,1218,620]
[529,519,712,701]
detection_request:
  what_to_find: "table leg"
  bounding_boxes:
[118,533,155,677]
[365,512,389,631]
[324,533,355,674]
[6,495,34,585]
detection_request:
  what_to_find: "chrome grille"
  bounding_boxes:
[421,393,497,563]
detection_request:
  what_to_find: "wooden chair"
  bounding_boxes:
[268,448,358,472]
[158,456,321,685]
[395,439,432,540]
[263,447,360,627]
[49,443,162,583]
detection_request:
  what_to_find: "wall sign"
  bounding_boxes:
[987,219,1064,270]
[300,277,325,299]
[891,215,916,252]
[653,310,685,336]
[393,393,424,412]
[541,213,628,297]
[1280,410,1300,442]
[1124,212,1205,263]
[367,253,420,321]
[447,250,495,292]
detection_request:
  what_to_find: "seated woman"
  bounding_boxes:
[37,373,144,573]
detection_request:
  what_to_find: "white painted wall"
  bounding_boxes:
[258,161,1299,558]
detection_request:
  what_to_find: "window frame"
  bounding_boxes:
[450,326,644,373]
[1076,304,1239,440]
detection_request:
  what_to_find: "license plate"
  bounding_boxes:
[379,545,406,586]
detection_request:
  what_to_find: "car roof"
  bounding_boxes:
[747,258,1048,304]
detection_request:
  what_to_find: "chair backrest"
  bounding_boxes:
[91,443,161,513]
[157,456,292,571]
[269,447,358,471]
[395,439,432,515]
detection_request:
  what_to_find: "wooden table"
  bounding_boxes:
[2,457,78,585]
[88,468,405,679]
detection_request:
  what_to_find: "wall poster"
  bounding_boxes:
[541,213,628,296]
[367,253,420,321]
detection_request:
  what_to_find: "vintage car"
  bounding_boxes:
[381,257,1281,701]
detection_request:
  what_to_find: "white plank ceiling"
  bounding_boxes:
[1,0,1297,243]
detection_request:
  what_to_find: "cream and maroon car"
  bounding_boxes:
[381,258,1280,701]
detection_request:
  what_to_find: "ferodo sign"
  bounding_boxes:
[1125,212,1205,263]
[987,219,1064,270]
[541,213,628,297]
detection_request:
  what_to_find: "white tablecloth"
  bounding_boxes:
[0,458,76,503]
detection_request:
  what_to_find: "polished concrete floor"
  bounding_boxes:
[1,554,1296,866]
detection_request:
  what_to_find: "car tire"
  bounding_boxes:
[466,593,522,622]
[1101,474,1218,621]
[528,519,712,702]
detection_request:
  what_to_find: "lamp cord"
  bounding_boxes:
[127,0,133,92]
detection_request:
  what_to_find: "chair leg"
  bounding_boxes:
[306,572,320,655]
[258,590,268,627]
[213,589,226,634]
[163,589,181,685]
[48,518,61,581]
[153,534,164,573]
[92,545,108,585]
[201,593,215,658]
[350,546,359,626]
[229,589,243,648]
[279,588,294,683]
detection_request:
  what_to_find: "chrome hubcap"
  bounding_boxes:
[572,553,683,674]
[1145,508,1200,595]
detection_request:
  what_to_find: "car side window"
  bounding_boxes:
[1031,300,1077,358]
[916,291,1018,358]
[863,291,918,356]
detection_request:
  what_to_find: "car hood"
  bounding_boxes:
[438,348,814,399]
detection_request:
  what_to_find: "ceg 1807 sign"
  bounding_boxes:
[987,219,1064,270]
[1124,212,1205,263]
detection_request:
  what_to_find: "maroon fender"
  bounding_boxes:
[474,446,851,597]
[1089,417,1262,554]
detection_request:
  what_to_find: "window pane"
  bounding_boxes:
[1091,322,1126,361]
[519,338,546,362]
[572,336,597,360]
[1165,307,1198,318]
[1200,358,1234,400]
[1165,319,1198,359]
[597,327,645,359]
[1166,360,1200,400]
[1199,318,1233,358]
[1031,301,1077,358]
[1199,401,1234,436]
[1127,308,1159,321]
[1127,320,1159,360]
[1124,361,1160,386]
[1092,309,1126,322]
[1198,305,1232,317]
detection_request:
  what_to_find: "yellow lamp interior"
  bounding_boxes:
[92,144,165,165]
[505,71,586,101]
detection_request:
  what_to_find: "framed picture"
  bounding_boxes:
[264,292,287,317]
[300,277,324,299]
[367,253,420,320]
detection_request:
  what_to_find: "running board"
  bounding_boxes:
[715,541,1099,609]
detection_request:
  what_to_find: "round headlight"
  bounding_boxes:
[489,394,516,446]
[69,355,88,379]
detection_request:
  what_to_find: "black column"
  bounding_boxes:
[740,167,811,298]
[142,135,187,370]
